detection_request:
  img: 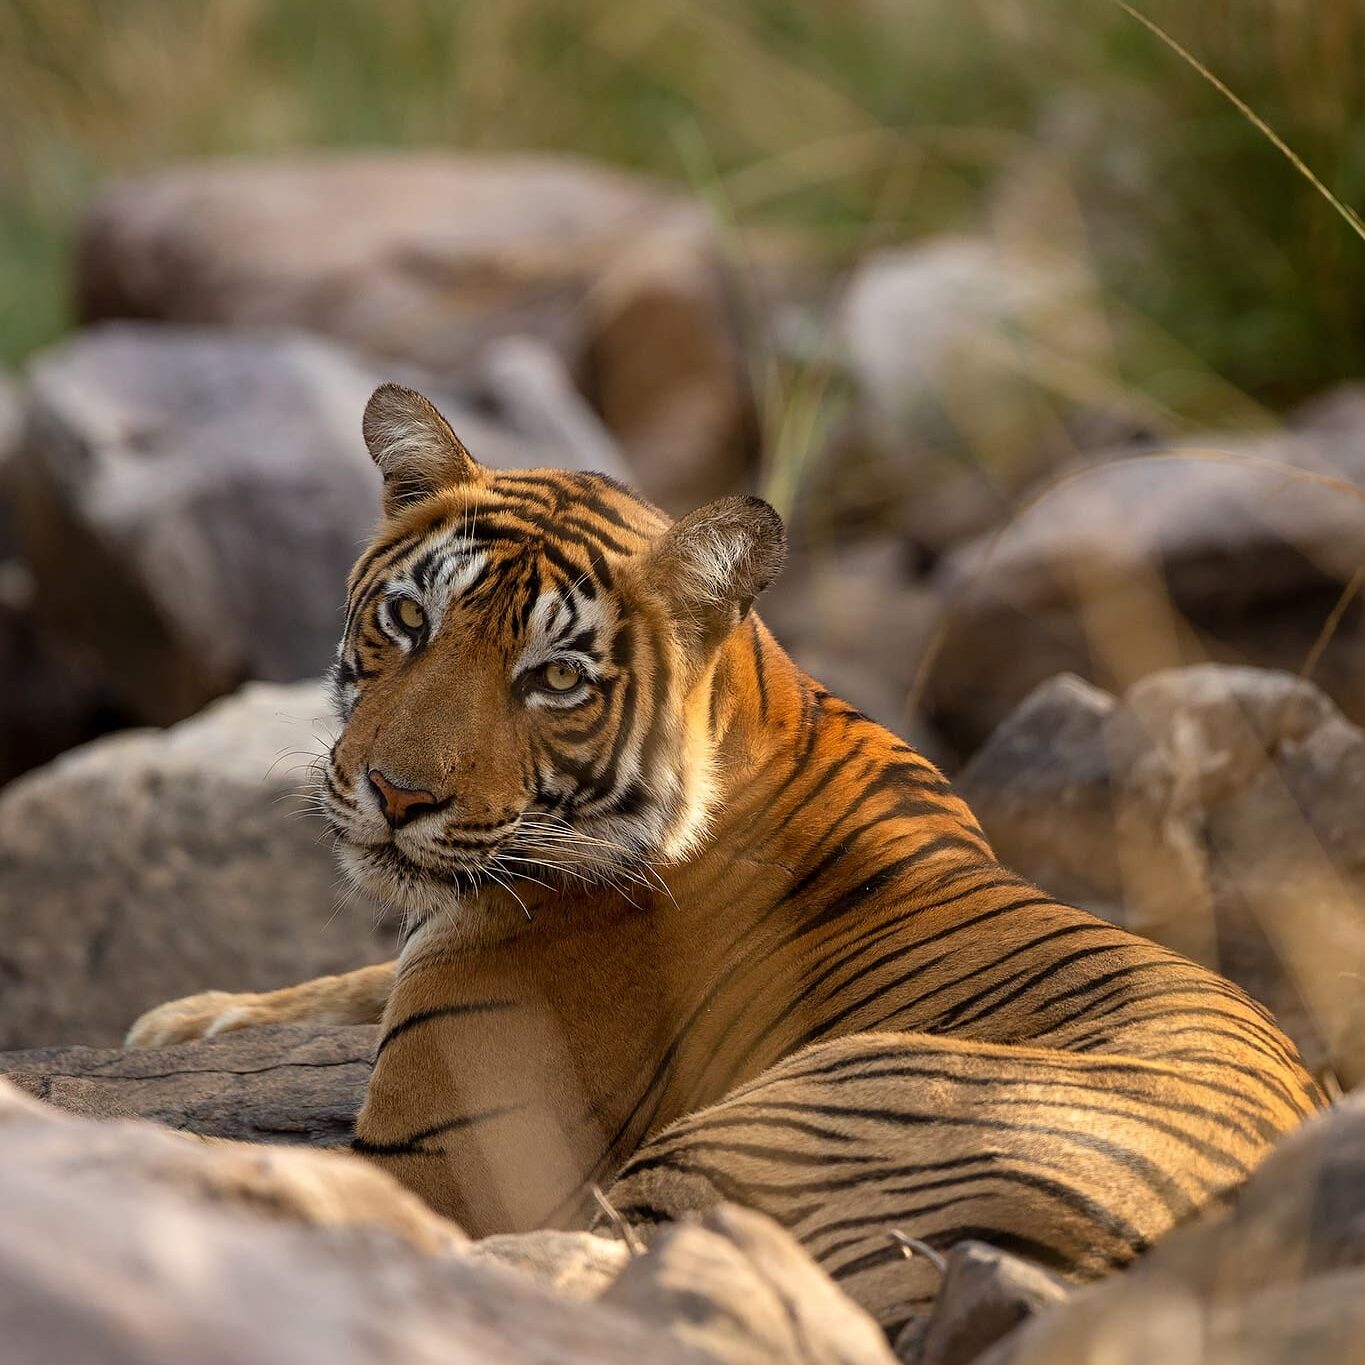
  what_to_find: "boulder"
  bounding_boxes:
[12,323,626,726]
[76,153,751,509]
[0,1078,715,1365]
[477,335,625,475]
[960,665,1365,1086]
[465,1230,631,1302]
[954,673,1119,910]
[0,1068,896,1365]
[0,1031,898,1357]
[976,1089,1365,1365]
[602,1203,897,1365]
[0,558,123,787]
[761,535,944,755]
[924,385,1365,752]
[0,1072,460,1252]
[0,1025,373,1146]
[826,235,1120,555]
[0,679,388,1050]
[585,223,752,510]
[894,1241,1069,1365]
[0,372,125,786]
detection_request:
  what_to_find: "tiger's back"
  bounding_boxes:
[357,615,1317,1332]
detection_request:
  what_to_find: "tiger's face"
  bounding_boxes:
[319,384,784,932]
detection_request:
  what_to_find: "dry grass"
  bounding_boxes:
[2,0,1364,429]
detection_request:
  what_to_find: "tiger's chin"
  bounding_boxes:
[334,839,492,939]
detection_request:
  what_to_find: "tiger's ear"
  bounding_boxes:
[644,497,787,657]
[362,383,481,516]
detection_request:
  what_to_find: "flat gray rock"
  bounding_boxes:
[0,1025,374,1146]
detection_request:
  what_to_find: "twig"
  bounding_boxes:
[1300,559,1365,683]
[592,1184,645,1257]
[888,1229,948,1277]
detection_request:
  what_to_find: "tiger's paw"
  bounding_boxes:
[125,990,275,1050]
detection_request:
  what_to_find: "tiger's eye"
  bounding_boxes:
[395,597,426,633]
[543,662,582,692]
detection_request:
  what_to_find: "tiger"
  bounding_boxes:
[127,382,1323,1339]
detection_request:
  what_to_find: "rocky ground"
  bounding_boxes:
[2,1029,1363,1365]
[3,150,1365,1362]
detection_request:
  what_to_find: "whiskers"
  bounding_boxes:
[271,742,344,830]
[500,813,674,908]
[312,755,675,939]
[481,861,534,922]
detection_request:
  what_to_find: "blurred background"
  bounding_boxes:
[4,0,1365,770]
[2,1,1365,1090]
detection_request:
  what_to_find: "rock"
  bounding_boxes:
[0,1075,48,1121]
[466,1230,631,1301]
[975,1090,1365,1365]
[0,1025,373,1146]
[0,377,125,787]
[585,223,752,509]
[960,665,1365,1086]
[827,235,1119,555]
[12,324,625,727]
[0,1060,882,1361]
[0,1037,881,1347]
[0,1073,461,1252]
[924,385,1365,752]
[0,559,123,787]
[602,1204,897,1365]
[954,673,1119,909]
[894,1242,1069,1365]
[0,679,389,1050]
[0,1079,715,1365]
[478,336,624,475]
[76,153,751,509]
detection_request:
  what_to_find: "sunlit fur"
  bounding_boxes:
[132,389,1325,1340]
[313,445,1322,1337]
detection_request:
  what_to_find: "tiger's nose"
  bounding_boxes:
[367,769,444,830]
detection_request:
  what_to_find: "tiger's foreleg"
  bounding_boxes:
[598,1030,1236,1335]
[125,961,397,1049]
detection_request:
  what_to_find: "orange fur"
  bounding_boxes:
[129,386,1321,1336]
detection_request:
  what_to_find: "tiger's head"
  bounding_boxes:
[320,383,786,931]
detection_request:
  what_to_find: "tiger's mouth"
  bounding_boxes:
[366,841,488,891]
[334,834,493,926]
[326,798,655,927]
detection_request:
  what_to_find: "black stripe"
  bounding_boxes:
[351,1103,521,1157]
[750,618,769,721]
